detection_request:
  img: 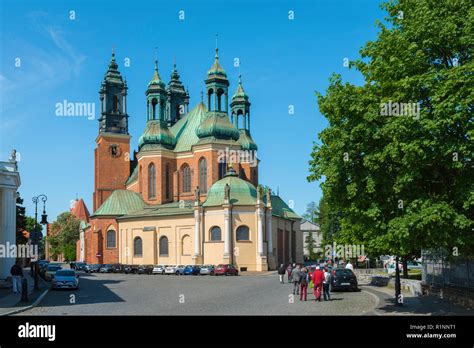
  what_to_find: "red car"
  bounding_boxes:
[214,264,239,276]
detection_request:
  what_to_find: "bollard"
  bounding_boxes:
[21,278,28,302]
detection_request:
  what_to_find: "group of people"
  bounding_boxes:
[278,263,332,302]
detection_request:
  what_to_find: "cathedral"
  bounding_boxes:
[77,49,302,271]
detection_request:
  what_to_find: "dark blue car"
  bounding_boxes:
[183,265,200,275]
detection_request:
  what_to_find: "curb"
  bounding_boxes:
[0,289,49,316]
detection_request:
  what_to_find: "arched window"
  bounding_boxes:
[165,164,170,200]
[133,237,143,257]
[210,226,221,241]
[217,88,224,111]
[148,163,156,199]
[199,158,207,194]
[182,164,191,193]
[151,98,157,119]
[218,161,227,180]
[208,89,214,111]
[236,225,250,241]
[106,229,116,248]
[159,236,168,256]
[160,99,165,120]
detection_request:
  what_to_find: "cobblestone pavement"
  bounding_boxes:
[18,272,377,315]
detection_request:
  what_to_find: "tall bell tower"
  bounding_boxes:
[93,51,131,211]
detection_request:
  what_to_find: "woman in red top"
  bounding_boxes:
[312,267,325,302]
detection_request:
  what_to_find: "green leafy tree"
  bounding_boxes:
[302,201,320,223]
[309,0,474,273]
[47,212,80,261]
[305,232,318,260]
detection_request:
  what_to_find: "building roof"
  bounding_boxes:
[70,198,90,223]
[237,129,258,151]
[147,60,165,89]
[203,168,257,207]
[117,200,194,220]
[270,195,301,220]
[207,48,227,78]
[138,120,177,151]
[232,75,249,100]
[196,111,240,141]
[169,102,207,152]
[300,219,320,231]
[92,190,146,217]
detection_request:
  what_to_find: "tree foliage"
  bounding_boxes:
[47,212,80,260]
[309,0,474,259]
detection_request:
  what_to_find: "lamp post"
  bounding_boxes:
[32,194,48,291]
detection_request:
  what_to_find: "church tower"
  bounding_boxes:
[93,51,131,211]
[166,60,189,125]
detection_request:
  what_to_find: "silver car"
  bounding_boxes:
[200,265,215,276]
[51,269,79,290]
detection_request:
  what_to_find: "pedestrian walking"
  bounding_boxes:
[286,263,293,283]
[278,264,286,284]
[290,265,300,295]
[10,261,23,294]
[312,266,324,302]
[299,267,309,301]
[323,266,331,301]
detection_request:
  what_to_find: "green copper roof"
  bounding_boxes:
[270,195,301,220]
[117,200,194,220]
[196,111,240,141]
[203,168,257,207]
[138,120,177,151]
[92,190,146,217]
[102,52,124,86]
[147,61,165,89]
[170,103,207,152]
[237,129,258,151]
[207,48,227,77]
[125,164,138,186]
[232,75,249,100]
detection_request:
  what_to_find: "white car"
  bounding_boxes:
[164,265,177,275]
[152,265,166,274]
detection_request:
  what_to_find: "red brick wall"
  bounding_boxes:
[83,217,119,264]
[93,134,131,212]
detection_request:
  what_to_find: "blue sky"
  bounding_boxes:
[0,0,385,221]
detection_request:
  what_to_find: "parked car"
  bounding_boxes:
[184,265,201,275]
[164,265,177,275]
[123,265,138,274]
[44,264,63,281]
[200,265,215,276]
[75,262,87,271]
[175,265,186,275]
[137,265,154,275]
[112,264,123,273]
[99,264,114,273]
[84,264,102,273]
[331,268,358,291]
[214,264,239,276]
[407,261,423,270]
[152,265,166,275]
[51,269,79,290]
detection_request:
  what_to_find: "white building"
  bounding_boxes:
[0,156,21,281]
[300,219,322,259]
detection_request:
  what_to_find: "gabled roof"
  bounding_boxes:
[70,198,90,223]
[92,190,146,217]
[270,195,301,220]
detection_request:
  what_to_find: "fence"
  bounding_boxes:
[422,251,474,291]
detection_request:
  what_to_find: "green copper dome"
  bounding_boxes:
[238,129,258,151]
[203,168,257,207]
[147,61,165,90]
[196,111,240,141]
[138,120,176,150]
[207,48,227,78]
[232,75,249,100]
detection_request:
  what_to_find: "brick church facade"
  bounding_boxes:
[77,49,302,270]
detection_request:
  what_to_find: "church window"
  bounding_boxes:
[106,229,116,248]
[236,225,250,241]
[210,226,221,241]
[151,98,158,119]
[199,158,207,194]
[148,163,156,199]
[165,164,170,200]
[182,164,191,193]
[218,161,227,179]
[159,236,169,256]
[133,237,143,257]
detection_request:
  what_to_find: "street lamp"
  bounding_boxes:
[32,194,48,291]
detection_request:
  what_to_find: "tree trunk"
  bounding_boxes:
[402,258,408,278]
